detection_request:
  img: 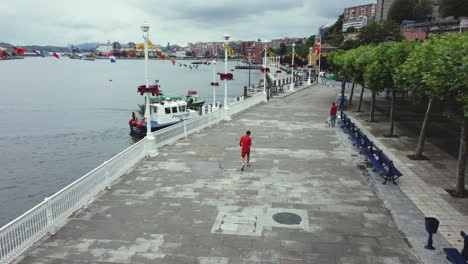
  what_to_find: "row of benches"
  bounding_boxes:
[339,113,403,184]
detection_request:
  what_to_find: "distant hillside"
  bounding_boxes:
[0,43,67,52]
[73,43,98,50]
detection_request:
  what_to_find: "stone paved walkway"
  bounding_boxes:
[17,85,420,264]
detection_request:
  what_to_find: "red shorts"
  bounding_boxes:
[241,150,250,157]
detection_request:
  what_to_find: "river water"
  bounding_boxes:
[0,57,261,226]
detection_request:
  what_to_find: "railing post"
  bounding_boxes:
[184,120,187,139]
[104,161,111,190]
[44,197,55,235]
[146,135,158,157]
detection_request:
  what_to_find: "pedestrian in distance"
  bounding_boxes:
[329,102,338,128]
[239,130,252,171]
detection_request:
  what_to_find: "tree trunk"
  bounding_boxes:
[414,98,433,159]
[340,79,346,113]
[455,117,467,197]
[388,90,396,136]
[349,80,356,106]
[357,85,365,112]
[370,90,376,122]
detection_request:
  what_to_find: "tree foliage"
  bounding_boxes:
[388,0,417,23]
[439,0,468,19]
[413,0,433,21]
[358,20,404,46]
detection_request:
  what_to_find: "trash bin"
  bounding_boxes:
[329,74,336,80]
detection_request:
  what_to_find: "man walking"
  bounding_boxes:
[329,103,338,128]
[239,131,252,171]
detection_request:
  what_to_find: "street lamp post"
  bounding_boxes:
[289,43,295,91]
[307,47,312,85]
[223,33,231,121]
[248,56,251,88]
[141,22,152,138]
[263,46,267,95]
[212,59,217,110]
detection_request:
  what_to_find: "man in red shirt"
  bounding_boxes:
[239,131,252,171]
[330,103,338,127]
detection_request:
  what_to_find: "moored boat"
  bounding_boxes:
[186,90,205,110]
[129,93,199,137]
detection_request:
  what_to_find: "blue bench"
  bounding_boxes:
[361,141,403,185]
[340,112,403,184]
[444,231,468,264]
[444,248,467,264]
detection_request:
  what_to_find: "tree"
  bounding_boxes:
[395,33,468,197]
[278,43,287,55]
[413,0,433,21]
[346,26,357,33]
[388,0,417,24]
[358,20,404,46]
[363,46,385,122]
[439,0,468,18]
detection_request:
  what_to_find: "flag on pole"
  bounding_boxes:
[108,52,116,63]
[52,53,60,59]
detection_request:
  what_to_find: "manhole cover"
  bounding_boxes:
[272,212,302,225]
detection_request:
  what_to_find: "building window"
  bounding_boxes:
[172,107,178,113]
[165,107,171,114]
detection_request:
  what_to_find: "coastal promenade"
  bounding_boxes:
[14,83,434,264]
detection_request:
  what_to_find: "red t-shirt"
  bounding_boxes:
[240,135,252,152]
[330,105,338,115]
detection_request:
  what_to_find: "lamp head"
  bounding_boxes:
[141,22,150,33]
[224,33,230,41]
[292,43,296,47]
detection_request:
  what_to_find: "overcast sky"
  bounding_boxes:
[1,0,375,47]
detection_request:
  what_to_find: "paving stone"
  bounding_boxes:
[14,84,421,264]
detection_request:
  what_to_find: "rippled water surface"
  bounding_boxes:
[0,57,261,225]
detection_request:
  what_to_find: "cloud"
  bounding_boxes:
[0,0,375,46]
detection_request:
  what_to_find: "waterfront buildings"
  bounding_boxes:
[245,41,263,64]
[270,37,306,49]
[342,3,376,31]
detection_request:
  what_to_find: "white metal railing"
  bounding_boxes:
[0,92,266,264]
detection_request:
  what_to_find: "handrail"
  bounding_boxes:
[0,92,266,264]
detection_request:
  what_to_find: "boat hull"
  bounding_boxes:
[129,120,183,137]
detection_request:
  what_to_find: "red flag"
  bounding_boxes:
[161,55,165,60]
[171,60,176,66]
[53,53,60,59]
[125,50,132,58]
[131,50,137,55]
[0,54,5,60]
[12,47,27,55]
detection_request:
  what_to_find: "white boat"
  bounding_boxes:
[129,94,199,136]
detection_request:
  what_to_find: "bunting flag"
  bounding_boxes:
[52,53,60,59]
[108,52,116,63]
[223,44,235,56]
[12,47,27,55]
[32,50,45,57]
[313,37,321,55]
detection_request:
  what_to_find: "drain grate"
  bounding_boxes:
[272,212,302,225]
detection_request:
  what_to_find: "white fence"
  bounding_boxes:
[0,92,267,264]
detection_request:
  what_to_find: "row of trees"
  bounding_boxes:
[329,32,468,197]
